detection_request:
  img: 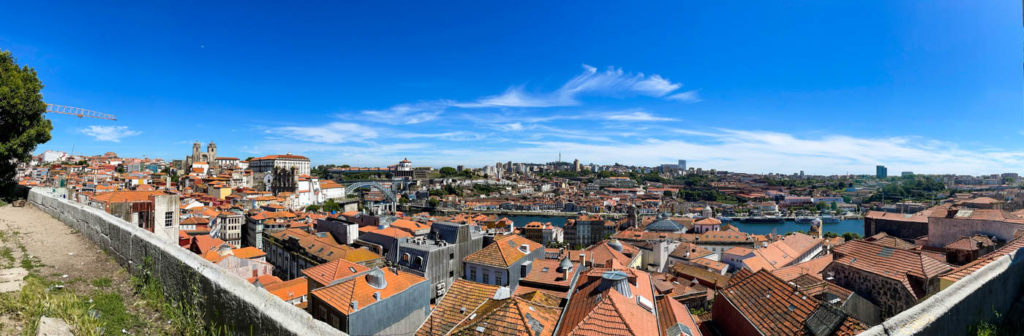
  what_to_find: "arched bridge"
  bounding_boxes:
[344,181,398,203]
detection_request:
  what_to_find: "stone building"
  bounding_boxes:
[564,216,609,249]
[824,240,952,318]
[184,142,217,169]
[863,210,931,241]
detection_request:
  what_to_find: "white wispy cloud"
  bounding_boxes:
[360,100,451,124]
[603,111,676,121]
[393,131,485,141]
[456,65,694,108]
[499,122,526,131]
[268,122,378,143]
[666,90,701,103]
[403,129,1024,175]
[80,126,140,142]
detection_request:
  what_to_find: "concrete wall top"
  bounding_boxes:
[28,188,345,336]
[860,245,1023,336]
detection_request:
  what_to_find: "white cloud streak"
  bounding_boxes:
[666,90,701,103]
[268,122,378,143]
[80,126,140,142]
[456,65,694,108]
[360,100,451,124]
[410,129,1024,175]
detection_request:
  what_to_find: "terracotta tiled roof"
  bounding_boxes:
[232,247,267,259]
[864,210,929,223]
[557,267,658,336]
[251,154,310,161]
[583,240,636,267]
[301,259,370,287]
[941,236,1024,283]
[694,217,721,225]
[270,228,381,264]
[518,290,564,307]
[832,240,952,299]
[90,190,169,204]
[718,270,866,336]
[671,263,730,289]
[790,273,852,304]
[263,277,308,302]
[669,242,713,260]
[772,255,834,281]
[656,295,702,336]
[447,295,562,336]
[864,232,919,250]
[416,279,500,336]
[943,235,995,251]
[191,236,227,254]
[319,180,344,189]
[249,274,282,286]
[311,267,425,315]
[464,235,542,269]
[359,225,413,239]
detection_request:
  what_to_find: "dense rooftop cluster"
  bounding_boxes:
[14,148,1024,335]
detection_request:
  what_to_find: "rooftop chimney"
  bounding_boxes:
[350,300,358,310]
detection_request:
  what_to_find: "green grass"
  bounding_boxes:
[90,278,112,288]
[0,275,105,336]
[0,247,14,268]
[86,292,143,333]
[130,257,228,336]
[19,255,42,271]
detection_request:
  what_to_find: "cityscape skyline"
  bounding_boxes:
[3,1,1022,174]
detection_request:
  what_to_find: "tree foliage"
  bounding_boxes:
[866,176,946,203]
[439,167,458,177]
[0,50,52,197]
[322,199,341,212]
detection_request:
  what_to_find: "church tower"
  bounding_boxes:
[192,142,201,162]
[207,142,217,164]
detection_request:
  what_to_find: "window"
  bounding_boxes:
[495,273,502,285]
[482,272,489,284]
[449,270,454,278]
[450,252,455,260]
[164,212,173,227]
[469,267,476,280]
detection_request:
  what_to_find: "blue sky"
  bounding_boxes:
[2,1,1021,174]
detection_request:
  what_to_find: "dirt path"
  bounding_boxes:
[0,204,174,335]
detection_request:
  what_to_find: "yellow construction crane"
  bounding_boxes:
[45,103,117,121]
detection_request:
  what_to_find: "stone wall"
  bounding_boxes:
[861,246,1024,335]
[823,263,917,319]
[928,217,1024,247]
[864,217,928,241]
[28,188,344,335]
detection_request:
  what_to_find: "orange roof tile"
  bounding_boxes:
[302,259,370,287]
[263,277,308,302]
[464,235,542,269]
[448,295,562,336]
[941,236,1024,283]
[310,268,425,315]
[417,279,501,336]
[718,270,866,336]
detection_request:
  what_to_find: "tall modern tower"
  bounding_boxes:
[678,160,686,171]
[876,165,888,179]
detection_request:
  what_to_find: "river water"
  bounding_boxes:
[505,215,864,236]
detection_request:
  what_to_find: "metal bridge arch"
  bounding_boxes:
[344,181,397,202]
